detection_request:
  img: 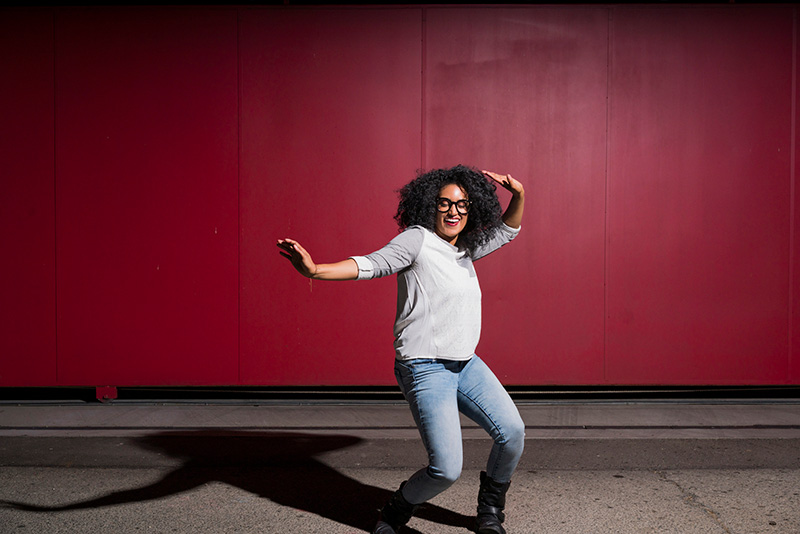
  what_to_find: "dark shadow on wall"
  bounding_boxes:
[0,430,473,533]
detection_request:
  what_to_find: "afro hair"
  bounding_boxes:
[394,165,503,255]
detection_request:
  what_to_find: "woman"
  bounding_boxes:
[277,165,525,534]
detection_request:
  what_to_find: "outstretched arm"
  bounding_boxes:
[277,238,358,280]
[482,170,525,229]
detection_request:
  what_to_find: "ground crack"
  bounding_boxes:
[655,471,733,534]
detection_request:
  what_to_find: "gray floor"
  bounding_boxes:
[1,400,799,533]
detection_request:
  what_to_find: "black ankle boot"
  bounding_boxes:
[373,482,418,534]
[476,471,511,534]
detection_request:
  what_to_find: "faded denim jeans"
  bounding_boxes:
[394,355,526,505]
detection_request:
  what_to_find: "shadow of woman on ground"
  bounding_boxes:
[1,430,473,533]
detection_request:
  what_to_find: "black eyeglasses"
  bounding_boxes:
[436,197,470,215]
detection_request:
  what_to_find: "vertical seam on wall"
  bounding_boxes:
[420,7,427,170]
[790,6,797,381]
[53,8,59,385]
[236,8,242,385]
[603,7,612,384]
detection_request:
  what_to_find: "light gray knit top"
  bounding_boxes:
[350,223,520,361]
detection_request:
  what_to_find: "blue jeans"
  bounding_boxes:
[393,355,525,505]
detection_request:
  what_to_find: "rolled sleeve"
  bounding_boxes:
[350,255,376,280]
[350,227,424,280]
[471,222,521,260]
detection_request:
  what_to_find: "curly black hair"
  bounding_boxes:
[394,165,503,255]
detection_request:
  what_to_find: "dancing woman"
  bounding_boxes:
[278,165,525,534]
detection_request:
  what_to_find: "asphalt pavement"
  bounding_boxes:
[0,398,799,533]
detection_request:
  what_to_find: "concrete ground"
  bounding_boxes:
[0,399,799,533]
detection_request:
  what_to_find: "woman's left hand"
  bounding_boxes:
[482,170,524,198]
[483,170,525,228]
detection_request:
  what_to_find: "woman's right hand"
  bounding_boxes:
[277,238,317,278]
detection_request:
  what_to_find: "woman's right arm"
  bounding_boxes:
[277,238,358,280]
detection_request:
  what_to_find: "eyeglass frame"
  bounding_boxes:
[436,197,471,215]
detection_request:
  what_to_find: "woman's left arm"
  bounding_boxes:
[483,170,525,229]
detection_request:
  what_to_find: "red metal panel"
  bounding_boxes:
[607,7,793,384]
[0,10,57,386]
[3,5,798,388]
[793,11,800,386]
[55,8,239,385]
[424,7,609,384]
[239,8,423,385]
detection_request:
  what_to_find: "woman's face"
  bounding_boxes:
[434,183,469,245]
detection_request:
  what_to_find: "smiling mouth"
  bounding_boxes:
[444,217,461,226]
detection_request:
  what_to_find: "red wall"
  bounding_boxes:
[2,5,799,387]
[1,11,56,385]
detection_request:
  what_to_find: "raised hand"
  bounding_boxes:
[482,170,524,197]
[481,170,525,228]
[277,238,317,278]
[277,238,359,281]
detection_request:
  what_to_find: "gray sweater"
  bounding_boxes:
[351,223,520,361]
